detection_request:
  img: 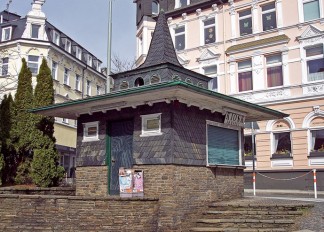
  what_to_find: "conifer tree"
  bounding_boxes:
[0,94,16,184]
[33,58,55,142]
[11,58,35,155]
[31,58,64,187]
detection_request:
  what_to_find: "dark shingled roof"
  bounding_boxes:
[138,10,182,69]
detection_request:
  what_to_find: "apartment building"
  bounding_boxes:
[0,0,106,177]
[135,0,324,189]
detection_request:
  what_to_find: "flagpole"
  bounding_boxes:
[106,0,113,93]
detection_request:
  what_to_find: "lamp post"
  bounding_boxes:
[106,0,113,93]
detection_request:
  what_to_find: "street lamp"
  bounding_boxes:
[106,0,113,93]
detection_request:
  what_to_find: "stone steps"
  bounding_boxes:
[203,210,302,219]
[190,228,287,232]
[190,201,313,232]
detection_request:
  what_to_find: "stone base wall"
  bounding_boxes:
[134,165,244,231]
[0,186,75,196]
[74,164,243,231]
[76,166,108,196]
[0,195,159,231]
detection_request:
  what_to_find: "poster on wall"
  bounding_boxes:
[119,168,144,197]
[133,170,144,197]
[119,167,133,197]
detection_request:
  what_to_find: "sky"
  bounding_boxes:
[0,0,136,66]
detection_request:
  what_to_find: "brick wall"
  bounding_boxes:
[0,194,159,232]
[134,164,244,231]
[76,166,108,196]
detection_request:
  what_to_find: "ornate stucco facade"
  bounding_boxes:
[0,1,106,177]
[135,0,324,187]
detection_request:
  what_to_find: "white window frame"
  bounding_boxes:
[64,68,69,85]
[62,118,69,124]
[175,0,190,8]
[1,57,9,76]
[266,54,283,88]
[299,0,323,22]
[75,74,81,91]
[152,0,159,15]
[87,55,92,66]
[203,65,218,92]
[82,121,99,142]
[53,30,60,45]
[237,59,253,92]
[76,46,82,60]
[86,80,91,96]
[51,61,58,80]
[239,9,253,36]
[2,27,11,41]
[304,44,324,82]
[206,120,242,167]
[65,39,71,53]
[140,113,163,137]
[201,16,216,45]
[31,24,40,39]
[96,85,101,95]
[27,55,39,74]
[173,25,186,51]
[261,2,277,31]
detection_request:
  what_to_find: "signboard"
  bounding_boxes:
[224,111,245,127]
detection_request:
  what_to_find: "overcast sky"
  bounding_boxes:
[0,0,136,66]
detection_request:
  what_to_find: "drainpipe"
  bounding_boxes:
[82,65,88,99]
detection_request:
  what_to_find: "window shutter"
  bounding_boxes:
[207,125,240,165]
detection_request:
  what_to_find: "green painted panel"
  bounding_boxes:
[207,125,239,165]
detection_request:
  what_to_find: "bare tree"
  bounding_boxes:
[111,53,136,74]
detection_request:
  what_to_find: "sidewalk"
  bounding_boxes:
[244,188,324,199]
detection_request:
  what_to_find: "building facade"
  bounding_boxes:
[135,0,324,189]
[0,0,106,177]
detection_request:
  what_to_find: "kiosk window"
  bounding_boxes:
[207,125,240,166]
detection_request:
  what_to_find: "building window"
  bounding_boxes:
[53,31,60,45]
[62,118,69,124]
[310,129,324,153]
[140,113,162,137]
[207,122,241,166]
[64,68,69,85]
[174,26,185,51]
[31,24,40,39]
[65,39,71,53]
[27,55,39,74]
[83,121,99,141]
[303,0,320,21]
[86,80,91,96]
[203,18,216,45]
[96,85,101,95]
[305,45,324,82]
[238,59,253,92]
[262,2,277,31]
[152,1,159,15]
[239,9,252,36]
[135,77,144,87]
[204,65,217,92]
[244,135,253,157]
[1,57,9,76]
[2,27,11,41]
[75,74,81,91]
[266,54,283,87]
[176,0,190,8]
[272,132,291,156]
[87,55,92,66]
[51,61,57,80]
[76,47,82,59]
